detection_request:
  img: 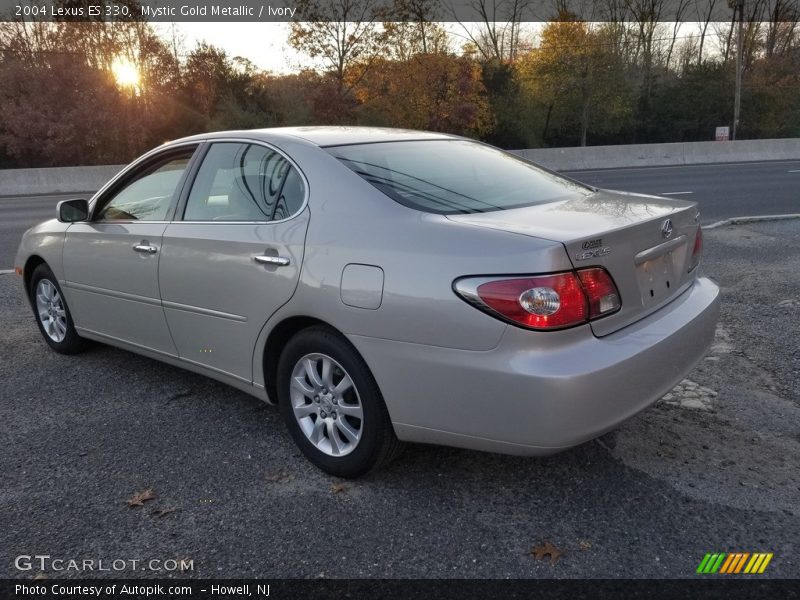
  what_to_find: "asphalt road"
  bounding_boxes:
[2,160,799,269]
[566,160,800,224]
[1,220,798,579]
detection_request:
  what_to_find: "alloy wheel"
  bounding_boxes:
[289,353,364,457]
[35,279,68,343]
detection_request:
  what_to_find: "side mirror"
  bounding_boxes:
[57,199,89,223]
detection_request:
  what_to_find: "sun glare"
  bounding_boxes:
[111,56,140,90]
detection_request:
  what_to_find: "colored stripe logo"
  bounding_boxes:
[697,552,773,574]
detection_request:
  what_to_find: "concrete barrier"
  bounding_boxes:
[1,138,799,196]
[0,165,125,197]
[511,138,800,171]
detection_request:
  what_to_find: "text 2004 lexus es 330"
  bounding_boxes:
[15,127,720,477]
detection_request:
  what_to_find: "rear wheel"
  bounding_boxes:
[30,264,87,354]
[277,326,402,478]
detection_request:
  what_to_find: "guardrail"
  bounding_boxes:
[1,138,799,197]
[0,165,124,197]
[511,138,800,171]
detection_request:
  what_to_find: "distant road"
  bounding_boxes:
[1,159,799,268]
[566,159,800,223]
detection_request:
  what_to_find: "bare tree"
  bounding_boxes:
[448,0,532,62]
[594,0,637,66]
[628,0,665,64]
[384,0,446,55]
[289,0,384,91]
[719,0,768,66]
[628,0,665,98]
[695,0,718,64]
[665,0,692,68]
[765,0,799,56]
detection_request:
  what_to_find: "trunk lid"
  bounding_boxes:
[447,189,701,336]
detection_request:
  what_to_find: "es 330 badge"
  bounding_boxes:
[575,239,611,261]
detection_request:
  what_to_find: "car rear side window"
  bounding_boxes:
[325,140,591,215]
[184,142,305,222]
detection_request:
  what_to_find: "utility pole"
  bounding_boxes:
[732,0,745,141]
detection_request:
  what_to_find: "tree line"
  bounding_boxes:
[0,0,798,168]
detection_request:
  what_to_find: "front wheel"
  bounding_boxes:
[29,264,88,354]
[277,326,402,478]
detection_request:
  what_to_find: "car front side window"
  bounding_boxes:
[95,151,195,221]
[183,142,305,222]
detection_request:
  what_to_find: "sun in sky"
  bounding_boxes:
[111,55,141,91]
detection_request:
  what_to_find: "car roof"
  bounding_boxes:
[170,126,460,148]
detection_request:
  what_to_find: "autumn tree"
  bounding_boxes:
[517,18,633,146]
[353,53,491,135]
[261,70,325,125]
[741,52,800,138]
[0,13,186,166]
[0,54,128,166]
[182,43,235,120]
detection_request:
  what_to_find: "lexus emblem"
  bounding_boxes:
[661,219,673,239]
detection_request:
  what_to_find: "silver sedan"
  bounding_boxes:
[15,127,720,477]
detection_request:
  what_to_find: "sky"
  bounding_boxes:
[169,22,709,75]
[169,22,508,74]
[169,23,305,73]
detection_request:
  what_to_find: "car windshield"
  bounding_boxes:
[325,139,592,215]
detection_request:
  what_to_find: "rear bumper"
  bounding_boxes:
[348,277,720,456]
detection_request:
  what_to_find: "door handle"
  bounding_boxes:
[254,255,290,267]
[133,244,158,254]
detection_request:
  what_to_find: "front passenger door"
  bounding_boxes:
[62,146,198,354]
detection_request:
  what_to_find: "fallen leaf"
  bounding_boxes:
[151,506,177,518]
[174,557,193,572]
[331,482,348,494]
[529,541,563,565]
[265,471,292,483]
[579,540,592,550]
[127,488,157,508]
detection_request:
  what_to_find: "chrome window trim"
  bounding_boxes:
[82,220,173,225]
[169,219,306,225]
[177,137,311,226]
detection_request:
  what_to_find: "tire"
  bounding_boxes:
[29,264,88,355]
[277,325,403,478]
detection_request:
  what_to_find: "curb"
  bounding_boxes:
[702,213,800,230]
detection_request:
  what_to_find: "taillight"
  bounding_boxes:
[578,267,621,318]
[476,273,587,330]
[689,226,703,271]
[454,268,621,331]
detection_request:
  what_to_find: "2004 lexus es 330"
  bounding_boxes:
[15,127,720,477]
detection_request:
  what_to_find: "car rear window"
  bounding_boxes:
[325,140,591,214]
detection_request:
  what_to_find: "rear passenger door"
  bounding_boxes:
[159,141,309,382]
